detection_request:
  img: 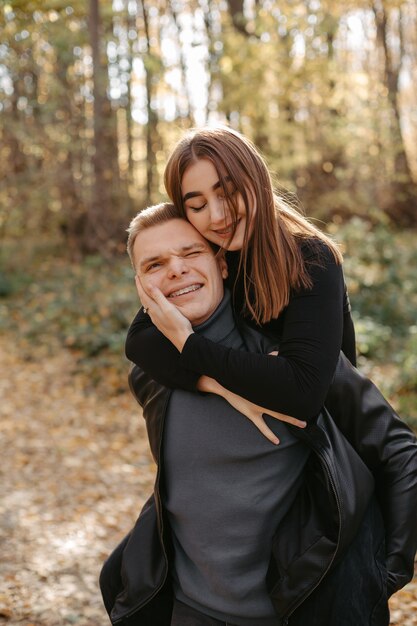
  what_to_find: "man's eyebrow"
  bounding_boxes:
[139,254,163,269]
[139,242,207,269]
[182,176,232,202]
[180,243,207,253]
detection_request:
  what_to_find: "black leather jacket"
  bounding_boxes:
[101,353,417,625]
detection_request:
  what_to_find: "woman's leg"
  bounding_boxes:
[288,497,389,626]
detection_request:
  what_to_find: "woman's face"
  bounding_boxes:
[181,159,255,251]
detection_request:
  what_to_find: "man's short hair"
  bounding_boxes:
[127,202,183,269]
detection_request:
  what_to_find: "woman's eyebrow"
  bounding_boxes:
[182,176,232,202]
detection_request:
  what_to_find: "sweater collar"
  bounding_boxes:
[193,289,235,343]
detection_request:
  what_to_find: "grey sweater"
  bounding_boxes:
[162,291,310,626]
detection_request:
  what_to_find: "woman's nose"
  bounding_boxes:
[209,197,228,225]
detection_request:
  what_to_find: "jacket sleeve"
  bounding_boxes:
[325,353,417,596]
[128,364,172,465]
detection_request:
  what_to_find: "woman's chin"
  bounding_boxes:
[220,235,245,252]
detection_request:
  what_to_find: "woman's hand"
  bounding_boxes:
[135,276,193,352]
[197,376,307,445]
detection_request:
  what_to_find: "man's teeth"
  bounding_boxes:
[169,284,202,298]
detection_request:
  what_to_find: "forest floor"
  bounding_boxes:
[0,334,416,626]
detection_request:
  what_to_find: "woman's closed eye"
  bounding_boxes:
[188,202,207,212]
[187,188,232,212]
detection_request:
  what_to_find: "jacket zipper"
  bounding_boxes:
[112,392,172,624]
[281,445,342,623]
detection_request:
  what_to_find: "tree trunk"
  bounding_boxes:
[201,0,219,124]
[125,2,135,184]
[55,58,85,260]
[227,0,254,37]
[169,2,195,126]
[85,0,117,253]
[373,0,417,226]
[140,0,159,205]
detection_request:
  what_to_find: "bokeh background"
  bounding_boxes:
[0,1,416,624]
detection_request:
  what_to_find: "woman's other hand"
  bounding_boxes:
[197,376,307,445]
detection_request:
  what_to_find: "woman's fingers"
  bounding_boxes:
[134,282,193,351]
[250,415,280,445]
[148,285,193,329]
[147,285,184,320]
[144,283,183,317]
[221,387,305,441]
[135,278,174,320]
[263,409,307,429]
[147,284,170,308]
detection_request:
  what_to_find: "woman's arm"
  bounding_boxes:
[136,246,345,421]
[126,301,308,438]
[125,308,199,391]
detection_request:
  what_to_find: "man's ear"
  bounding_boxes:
[218,255,228,280]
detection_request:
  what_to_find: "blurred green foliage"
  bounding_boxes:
[336,220,417,423]
[0,239,137,385]
[339,219,417,338]
[1,223,416,420]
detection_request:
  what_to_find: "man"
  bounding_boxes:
[111,202,313,626]
[100,202,415,626]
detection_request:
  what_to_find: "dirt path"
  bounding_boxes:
[0,337,155,625]
[0,337,415,625]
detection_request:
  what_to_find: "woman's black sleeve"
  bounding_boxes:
[125,309,200,390]
[178,248,345,420]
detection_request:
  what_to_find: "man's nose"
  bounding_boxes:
[167,257,189,278]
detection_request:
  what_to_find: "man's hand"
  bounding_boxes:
[135,275,194,352]
[197,376,307,445]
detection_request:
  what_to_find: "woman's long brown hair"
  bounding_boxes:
[164,126,342,325]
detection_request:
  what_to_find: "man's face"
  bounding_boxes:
[134,219,227,326]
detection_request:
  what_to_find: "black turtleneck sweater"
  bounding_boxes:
[163,291,309,625]
[126,240,356,421]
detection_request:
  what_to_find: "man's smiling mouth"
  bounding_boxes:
[168,284,203,298]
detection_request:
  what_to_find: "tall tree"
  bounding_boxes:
[86,0,117,253]
[373,0,417,226]
[168,2,196,127]
[138,0,161,205]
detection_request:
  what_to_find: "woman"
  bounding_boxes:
[126,125,355,424]
[119,127,416,625]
